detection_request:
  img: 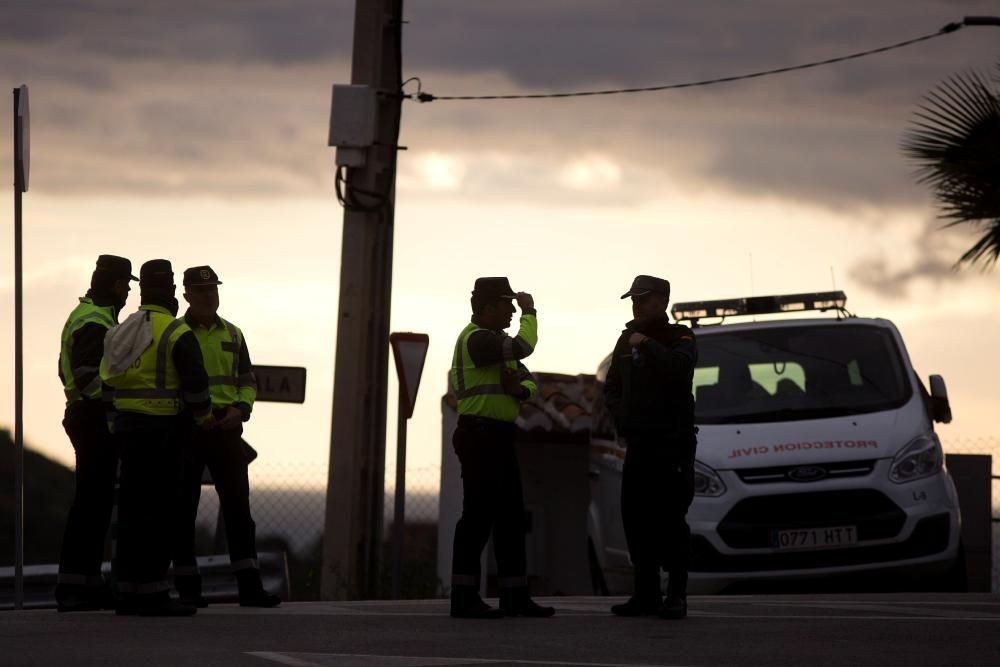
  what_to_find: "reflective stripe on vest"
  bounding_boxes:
[192,316,257,410]
[102,306,190,416]
[450,323,521,422]
[59,298,116,404]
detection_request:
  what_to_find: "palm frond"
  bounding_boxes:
[902,61,1000,268]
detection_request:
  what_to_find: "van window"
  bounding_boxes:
[693,324,911,424]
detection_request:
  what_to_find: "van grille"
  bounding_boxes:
[717,489,905,548]
[736,459,878,485]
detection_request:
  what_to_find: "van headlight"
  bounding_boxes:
[889,435,943,483]
[694,460,726,497]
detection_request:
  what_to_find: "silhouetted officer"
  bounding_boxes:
[54,255,135,612]
[171,265,280,608]
[100,259,214,616]
[448,277,554,619]
[604,275,697,619]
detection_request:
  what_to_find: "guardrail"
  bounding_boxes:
[0,550,289,610]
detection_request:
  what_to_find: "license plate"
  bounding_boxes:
[771,525,858,550]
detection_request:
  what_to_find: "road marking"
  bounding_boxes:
[247,653,682,667]
[750,601,1000,618]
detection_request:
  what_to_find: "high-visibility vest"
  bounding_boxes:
[449,314,538,423]
[100,305,198,416]
[59,297,117,404]
[191,316,257,410]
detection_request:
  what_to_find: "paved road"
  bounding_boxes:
[2,594,999,666]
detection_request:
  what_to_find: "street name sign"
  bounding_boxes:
[253,365,307,403]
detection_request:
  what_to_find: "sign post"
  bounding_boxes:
[388,332,429,599]
[12,84,28,611]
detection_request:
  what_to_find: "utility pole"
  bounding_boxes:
[322,0,404,600]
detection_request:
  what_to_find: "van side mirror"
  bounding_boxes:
[928,374,952,424]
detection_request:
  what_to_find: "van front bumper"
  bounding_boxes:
[685,466,961,586]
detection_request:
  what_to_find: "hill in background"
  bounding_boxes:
[0,428,76,567]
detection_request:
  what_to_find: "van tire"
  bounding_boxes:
[940,542,968,592]
[588,539,609,596]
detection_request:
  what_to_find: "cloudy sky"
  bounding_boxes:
[2,0,999,488]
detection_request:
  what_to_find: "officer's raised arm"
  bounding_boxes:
[466,290,537,366]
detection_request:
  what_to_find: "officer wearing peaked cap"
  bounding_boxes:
[170,265,280,608]
[448,277,554,619]
[54,255,135,612]
[100,259,214,616]
[604,275,698,619]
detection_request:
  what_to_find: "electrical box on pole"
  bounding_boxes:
[329,84,378,168]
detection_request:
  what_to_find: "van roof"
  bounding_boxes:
[686,315,896,334]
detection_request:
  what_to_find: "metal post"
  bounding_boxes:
[390,389,407,599]
[12,87,24,610]
[322,0,403,600]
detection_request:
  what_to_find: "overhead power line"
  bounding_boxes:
[410,16,1000,103]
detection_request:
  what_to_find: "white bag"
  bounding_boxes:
[103,310,154,377]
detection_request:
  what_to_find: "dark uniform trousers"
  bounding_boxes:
[451,416,528,590]
[113,416,183,600]
[172,417,258,595]
[621,431,696,600]
[56,400,118,597]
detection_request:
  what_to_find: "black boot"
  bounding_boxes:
[659,596,687,619]
[611,595,662,617]
[450,585,503,619]
[499,587,555,618]
[116,591,197,617]
[660,570,687,619]
[56,582,110,613]
[235,569,281,608]
[174,573,208,608]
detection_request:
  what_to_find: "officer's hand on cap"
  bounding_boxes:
[217,406,243,431]
[515,292,534,311]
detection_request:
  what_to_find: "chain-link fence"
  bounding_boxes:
[941,436,1000,592]
[191,463,442,599]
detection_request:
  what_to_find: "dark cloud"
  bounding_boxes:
[0,0,354,64]
[1,0,997,205]
[849,219,975,298]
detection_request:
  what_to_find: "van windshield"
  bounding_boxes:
[693,324,911,424]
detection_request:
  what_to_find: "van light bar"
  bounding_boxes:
[672,291,847,322]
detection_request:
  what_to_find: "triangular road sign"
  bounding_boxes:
[389,332,429,419]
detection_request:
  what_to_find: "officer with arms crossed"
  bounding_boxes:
[171,265,280,608]
[101,259,215,616]
[55,255,136,612]
[448,277,554,619]
[604,275,698,619]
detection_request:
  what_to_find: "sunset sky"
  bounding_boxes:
[2,1,999,489]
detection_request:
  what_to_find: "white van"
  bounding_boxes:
[587,291,964,594]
